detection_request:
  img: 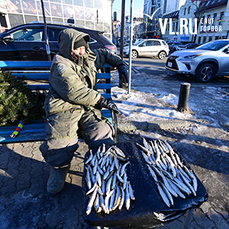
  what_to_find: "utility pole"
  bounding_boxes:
[128,0,133,94]
[41,0,51,61]
[120,0,125,60]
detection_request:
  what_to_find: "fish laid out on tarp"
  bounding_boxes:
[85,144,135,215]
[136,138,198,208]
[83,137,208,229]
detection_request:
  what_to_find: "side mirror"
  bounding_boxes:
[0,33,13,41]
[224,48,229,54]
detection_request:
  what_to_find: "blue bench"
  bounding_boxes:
[0,61,117,143]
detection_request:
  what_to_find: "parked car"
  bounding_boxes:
[123,39,169,59]
[176,43,200,50]
[0,22,117,60]
[167,41,183,52]
[165,39,229,82]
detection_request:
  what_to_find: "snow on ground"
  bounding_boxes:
[111,71,195,124]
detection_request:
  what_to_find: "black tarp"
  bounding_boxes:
[83,137,208,228]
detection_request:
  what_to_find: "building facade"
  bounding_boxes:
[0,0,112,39]
[195,0,229,44]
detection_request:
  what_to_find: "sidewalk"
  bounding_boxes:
[0,70,229,229]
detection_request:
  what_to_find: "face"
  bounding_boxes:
[74,46,86,55]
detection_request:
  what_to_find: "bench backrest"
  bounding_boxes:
[0,61,115,143]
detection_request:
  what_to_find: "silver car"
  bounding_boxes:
[123,39,169,59]
[165,39,229,82]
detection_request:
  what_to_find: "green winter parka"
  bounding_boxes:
[44,28,123,117]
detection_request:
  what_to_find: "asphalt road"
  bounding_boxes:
[123,56,229,87]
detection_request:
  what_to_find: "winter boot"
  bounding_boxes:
[47,164,70,195]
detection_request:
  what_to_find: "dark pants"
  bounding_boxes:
[40,108,114,167]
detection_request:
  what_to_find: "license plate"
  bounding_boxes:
[168,62,173,67]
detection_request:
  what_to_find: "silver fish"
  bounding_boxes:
[117,169,124,183]
[125,185,131,210]
[105,189,114,213]
[156,182,171,208]
[159,140,169,153]
[149,140,157,155]
[122,172,128,190]
[91,153,97,167]
[94,193,102,213]
[86,185,98,215]
[85,150,93,164]
[96,171,102,187]
[120,161,130,177]
[136,142,151,154]
[109,188,116,211]
[100,195,109,214]
[96,146,101,160]
[119,187,125,210]
[127,181,135,200]
[106,176,113,194]
[111,171,117,190]
[142,151,152,165]
[112,186,121,211]
[93,159,98,175]
[147,164,158,182]
[103,165,111,180]
[163,176,178,198]
[86,182,98,196]
[97,164,104,176]
[171,177,191,195]
[112,145,126,158]
[143,137,150,149]
[86,167,92,190]
[100,143,106,156]
[160,181,174,206]
[179,171,196,196]
[114,155,119,170]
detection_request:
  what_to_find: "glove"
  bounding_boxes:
[117,63,128,85]
[95,97,120,114]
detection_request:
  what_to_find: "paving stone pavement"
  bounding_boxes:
[0,129,229,229]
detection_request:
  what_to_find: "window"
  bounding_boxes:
[203,37,206,43]
[198,36,201,44]
[213,13,217,25]
[145,40,153,46]
[74,0,83,6]
[153,40,161,46]
[48,28,62,41]
[63,0,72,4]
[208,36,212,42]
[184,8,186,15]
[219,12,224,25]
[11,28,43,41]
[206,15,210,26]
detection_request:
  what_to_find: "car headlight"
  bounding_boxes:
[183,54,202,59]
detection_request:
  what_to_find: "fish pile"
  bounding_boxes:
[85,144,135,215]
[136,138,198,208]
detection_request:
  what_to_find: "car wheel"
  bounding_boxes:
[196,63,215,83]
[158,51,166,59]
[132,50,138,58]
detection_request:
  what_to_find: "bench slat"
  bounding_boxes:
[12,72,50,80]
[0,61,52,69]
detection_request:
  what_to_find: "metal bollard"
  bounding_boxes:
[177,82,191,112]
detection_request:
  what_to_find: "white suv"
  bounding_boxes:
[166,40,229,82]
[123,39,169,59]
